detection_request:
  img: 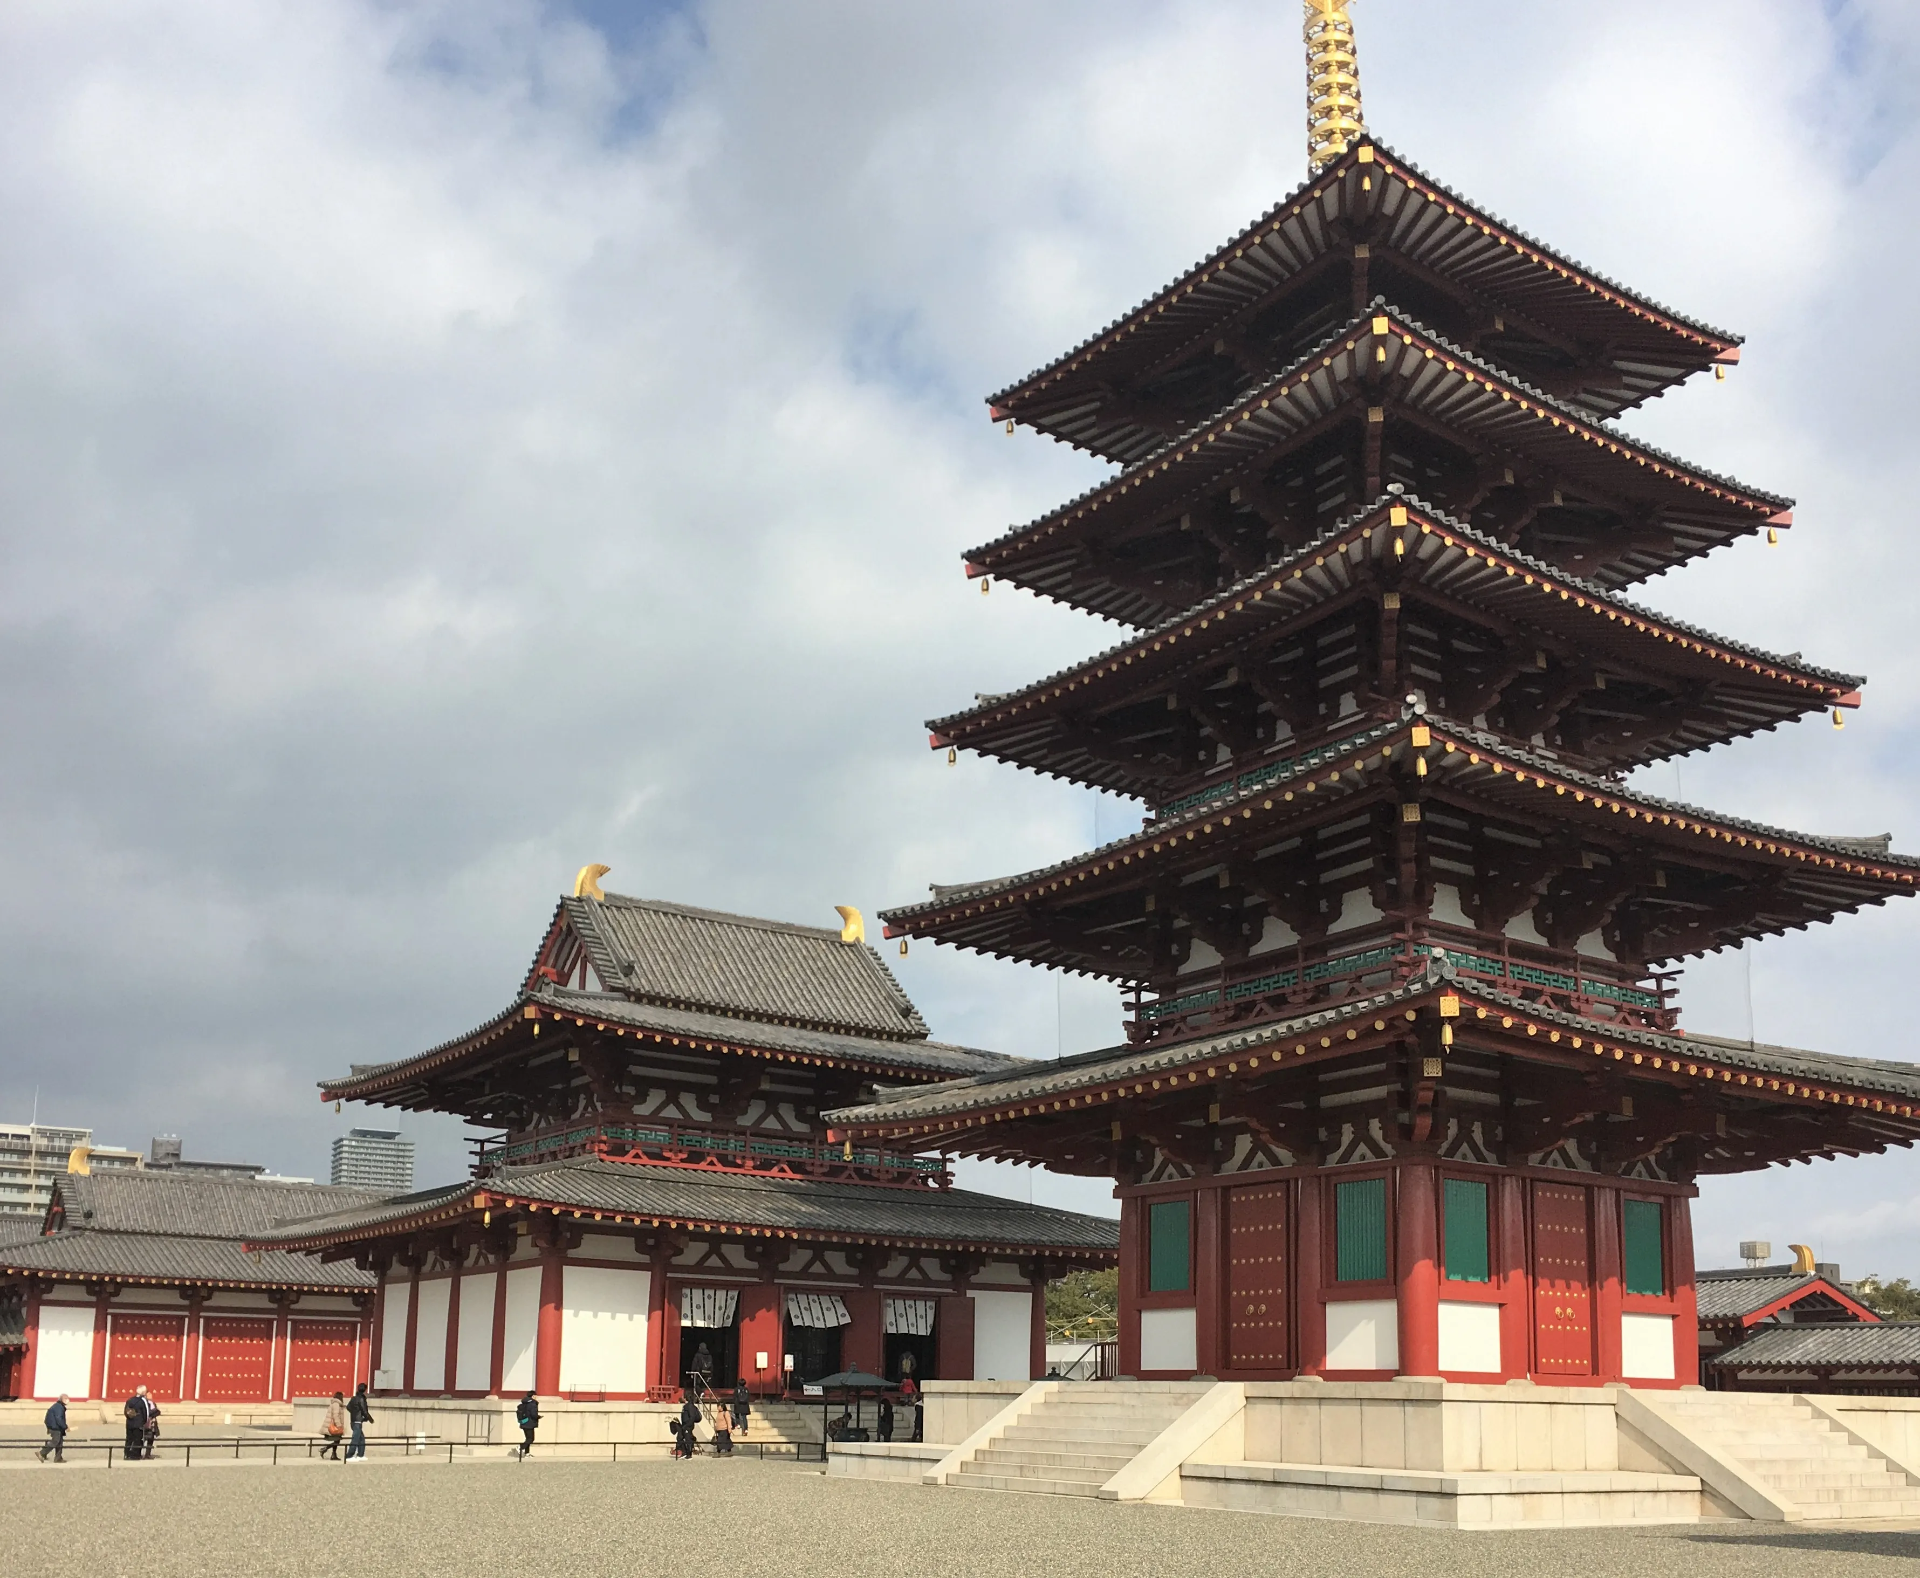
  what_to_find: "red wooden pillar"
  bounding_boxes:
[1029,1273,1048,1381]
[21,1288,41,1398]
[1116,1196,1141,1377]
[736,1282,780,1395]
[88,1292,111,1400]
[1495,1171,1530,1382]
[645,1258,669,1393]
[842,1287,883,1377]
[1192,1185,1222,1377]
[355,1308,373,1391]
[368,1280,387,1382]
[443,1265,463,1395]
[182,1297,204,1401]
[401,1272,421,1395]
[1591,1183,1624,1383]
[1395,1162,1441,1378]
[1295,1175,1325,1374]
[534,1249,564,1397]
[270,1300,292,1402]
[1671,1192,1699,1386]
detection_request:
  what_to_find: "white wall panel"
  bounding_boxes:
[968,1290,1032,1382]
[455,1273,496,1393]
[560,1265,650,1394]
[501,1267,541,1393]
[1324,1299,1399,1371]
[411,1279,451,1393]
[1139,1307,1198,1373]
[1621,1313,1676,1380]
[33,1303,96,1398]
[375,1280,410,1390]
[1438,1301,1503,1374]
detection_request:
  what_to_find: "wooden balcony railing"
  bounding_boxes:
[470,1122,950,1189]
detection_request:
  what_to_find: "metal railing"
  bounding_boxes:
[0,1432,818,1466]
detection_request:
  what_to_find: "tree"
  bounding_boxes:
[1046,1268,1118,1335]
[1855,1274,1920,1321]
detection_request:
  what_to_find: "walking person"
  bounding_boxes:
[37,1395,68,1463]
[142,1393,162,1460]
[515,1392,540,1459]
[709,1398,733,1456]
[345,1382,373,1462]
[877,1395,894,1444]
[676,1393,702,1458]
[319,1391,348,1460]
[730,1378,751,1439]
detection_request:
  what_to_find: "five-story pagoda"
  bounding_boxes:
[827,3,1920,1388]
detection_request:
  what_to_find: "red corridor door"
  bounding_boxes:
[200,1317,275,1402]
[1226,1180,1290,1370]
[287,1321,359,1398]
[106,1315,185,1402]
[1531,1182,1593,1377]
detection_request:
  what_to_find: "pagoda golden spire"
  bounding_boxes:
[1305,0,1365,174]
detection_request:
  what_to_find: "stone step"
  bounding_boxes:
[1751,1470,1910,1492]
[1023,1407,1195,1425]
[951,1470,1102,1497]
[1796,1499,1920,1521]
[966,1458,1113,1485]
[973,1448,1134,1475]
[1710,1438,1870,1459]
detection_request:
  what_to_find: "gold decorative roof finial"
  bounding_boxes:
[1305,0,1365,174]
[1789,1243,1816,1274]
[835,905,866,944]
[573,863,610,901]
[67,1145,91,1176]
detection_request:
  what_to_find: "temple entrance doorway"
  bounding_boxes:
[882,1295,938,1382]
[784,1322,841,1384]
[678,1286,741,1395]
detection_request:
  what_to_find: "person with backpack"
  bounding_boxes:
[515,1392,540,1458]
[37,1395,68,1463]
[123,1387,155,1460]
[345,1383,373,1462]
[730,1379,751,1438]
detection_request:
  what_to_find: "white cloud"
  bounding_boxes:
[0,1,1915,1270]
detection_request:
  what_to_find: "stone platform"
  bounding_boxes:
[827,1379,1920,1529]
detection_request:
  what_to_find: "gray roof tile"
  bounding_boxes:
[246,1159,1119,1257]
[51,1172,388,1240]
[0,1230,374,1292]
[1694,1273,1861,1323]
[1711,1322,1920,1372]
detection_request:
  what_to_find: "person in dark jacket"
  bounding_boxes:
[730,1379,751,1437]
[674,1395,702,1458]
[38,1395,68,1463]
[345,1383,373,1461]
[515,1392,540,1458]
[877,1396,894,1443]
[123,1387,155,1460]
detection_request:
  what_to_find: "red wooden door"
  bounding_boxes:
[200,1317,275,1401]
[1226,1180,1289,1370]
[106,1314,185,1402]
[1531,1182,1593,1377]
[934,1294,974,1381]
[286,1321,359,1398]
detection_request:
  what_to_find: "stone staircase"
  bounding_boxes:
[1653,1394,1920,1521]
[745,1398,826,1452]
[952,1383,1208,1497]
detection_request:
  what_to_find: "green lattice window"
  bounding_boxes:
[1623,1199,1665,1296]
[1443,1178,1490,1283]
[1147,1199,1191,1293]
[1334,1177,1388,1282]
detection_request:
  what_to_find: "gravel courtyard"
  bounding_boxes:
[5,1457,1918,1578]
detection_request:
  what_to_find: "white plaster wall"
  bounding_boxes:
[501,1266,540,1393]
[1247,914,1300,956]
[970,1261,1028,1287]
[560,1265,650,1394]
[376,1280,411,1389]
[1438,1302,1503,1373]
[1325,1300,1399,1371]
[455,1273,496,1393]
[1140,1307,1198,1373]
[968,1290,1032,1382]
[1503,911,1548,946]
[1621,1313,1675,1380]
[34,1303,95,1398]
[1329,888,1384,934]
[412,1279,451,1393]
[1428,884,1473,928]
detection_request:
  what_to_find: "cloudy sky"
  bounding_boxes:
[2,0,1917,1275]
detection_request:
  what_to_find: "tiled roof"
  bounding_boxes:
[557,893,929,1040]
[245,1158,1120,1258]
[0,1216,48,1249]
[0,1230,375,1292]
[51,1171,388,1240]
[1694,1273,1859,1323]
[1710,1322,1920,1372]
[320,984,1024,1104]
[824,961,1920,1129]
[990,139,1738,452]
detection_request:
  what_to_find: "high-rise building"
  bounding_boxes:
[329,1128,414,1192]
[0,1124,145,1219]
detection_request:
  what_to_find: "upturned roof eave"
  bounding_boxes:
[929,493,1859,746]
[965,302,1789,578]
[988,139,1741,418]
